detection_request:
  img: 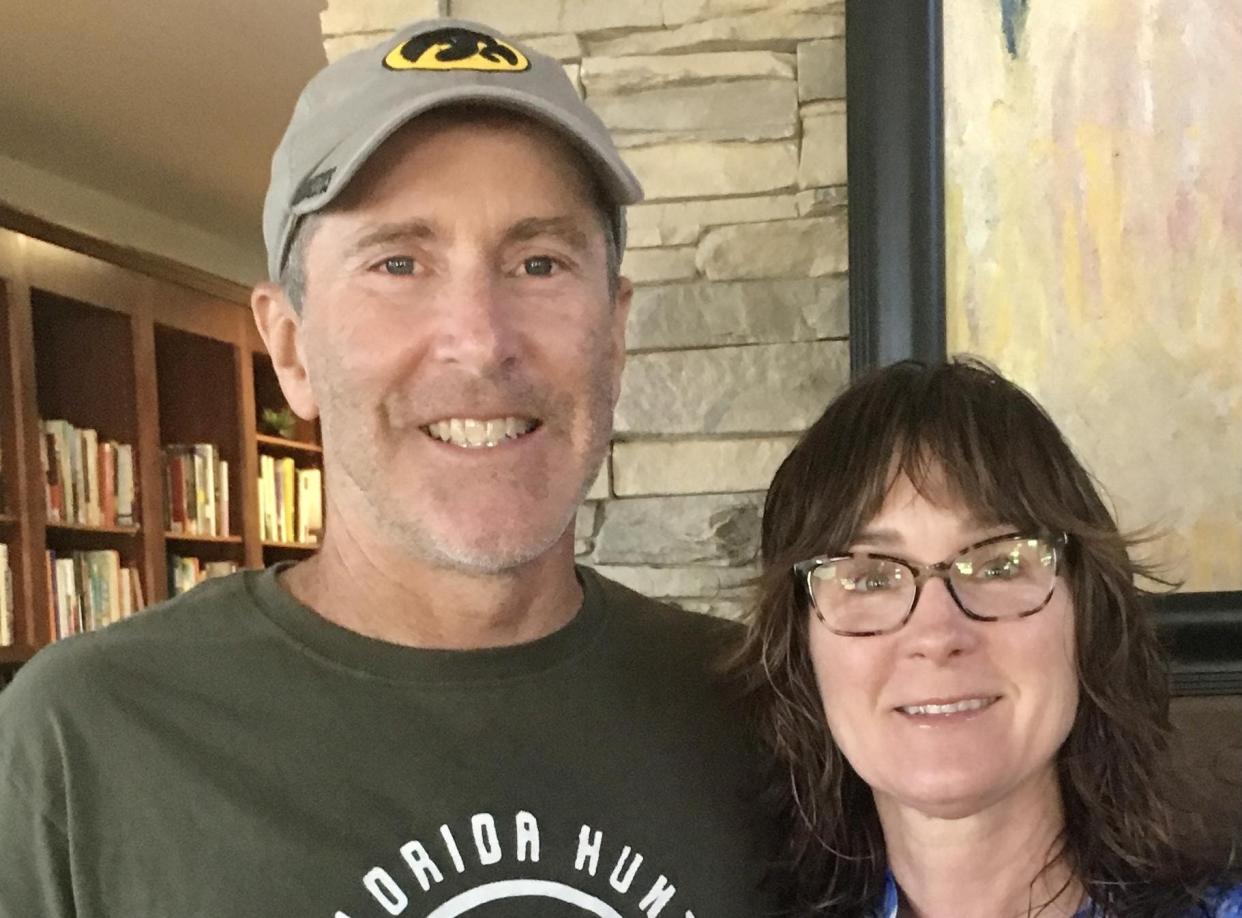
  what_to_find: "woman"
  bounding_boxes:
[737,359,1240,916]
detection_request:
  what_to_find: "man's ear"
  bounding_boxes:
[251,282,319,420]
[609,275,633,405]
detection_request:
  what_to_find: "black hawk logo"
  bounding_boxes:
[384,27,530,72]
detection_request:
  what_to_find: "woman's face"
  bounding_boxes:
[807,473,1079,820]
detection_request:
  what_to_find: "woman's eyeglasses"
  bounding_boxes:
[793,532,1068,637]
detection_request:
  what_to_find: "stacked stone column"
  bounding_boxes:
[322,0,850,619]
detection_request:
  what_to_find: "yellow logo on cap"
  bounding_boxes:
[384,27,530,72]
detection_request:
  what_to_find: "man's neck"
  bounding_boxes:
[878,771,1082,918]
[278,527,584,650]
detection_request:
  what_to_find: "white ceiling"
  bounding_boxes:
[0,0,330,272]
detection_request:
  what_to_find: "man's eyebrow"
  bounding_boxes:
[345,220,438,258]
[503,216,592,251]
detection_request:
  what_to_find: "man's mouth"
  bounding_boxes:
[421,416,540,449]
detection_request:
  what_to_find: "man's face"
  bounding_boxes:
[291,113,629,573]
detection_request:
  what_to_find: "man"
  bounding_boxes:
[0,19,780,917]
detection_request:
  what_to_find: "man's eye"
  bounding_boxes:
[381,256,416,275]
[522,256,556,276]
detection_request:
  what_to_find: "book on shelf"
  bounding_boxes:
[0,544,14,648]
[115,442,136,526]
[40,431,57,518]
[130,566,145,614]
[82,428,99,525]
[167,555,239,597]
[99,441,116,526]
[296,468,323,544]
[162,444,230,537]
[280,457,295,542]
[258,455,273,541]
[258,454,323,545]
[40,420,137,527]
[216,459,230,536]
[43,423,65,521]
[193,446,212,535]
[45,548,145,639]
[70,429,86,525]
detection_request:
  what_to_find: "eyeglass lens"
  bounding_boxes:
[808,536,1058,634]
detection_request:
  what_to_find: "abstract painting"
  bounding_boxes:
[944,0,1242,590]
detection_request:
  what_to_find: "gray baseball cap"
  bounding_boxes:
[263,18,644,282]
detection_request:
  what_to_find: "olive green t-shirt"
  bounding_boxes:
[0,565,778,918]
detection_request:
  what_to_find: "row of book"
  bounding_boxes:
[163,444,231,537]
[259,456,323,545]
[168,555,238,597]
[46,549,146,640]
[41,420,137,527]
[0,544,14,647]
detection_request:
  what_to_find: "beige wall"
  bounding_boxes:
[0,154,264,285]
[320,0,850,617]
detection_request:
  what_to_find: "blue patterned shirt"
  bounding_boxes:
[866,872,1242,917]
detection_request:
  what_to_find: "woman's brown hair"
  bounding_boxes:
[735,358,1228,915]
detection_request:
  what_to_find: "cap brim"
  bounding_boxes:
[292,84,643,223]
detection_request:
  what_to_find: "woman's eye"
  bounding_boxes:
[979,557,1021,579]
[381,256,416,275]
[844,567,901,593]
[522,256,556,276]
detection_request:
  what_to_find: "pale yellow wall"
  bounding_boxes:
[0,154,264,286]
[945,0,1242,591]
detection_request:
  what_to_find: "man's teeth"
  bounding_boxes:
[899,698,995,716]
[425,417,536,448]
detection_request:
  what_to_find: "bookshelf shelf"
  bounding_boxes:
[0,219,324,666]
[164,532,243,544]
[46,523,142,537]
[262,541,319,552]
[255,433,323,455]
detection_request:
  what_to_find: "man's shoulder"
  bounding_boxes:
[585,565,742,640]
[581,566,765,780]
[581,565,745,683]
[0,571,262,723]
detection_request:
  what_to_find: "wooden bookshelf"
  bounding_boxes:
[0,221,323,669]
[251,349,323,566]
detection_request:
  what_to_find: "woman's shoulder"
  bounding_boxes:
[866,874,1242,917]
[1199,883,1242,916]
[1091,884,1242,918]
[864,873,899,918]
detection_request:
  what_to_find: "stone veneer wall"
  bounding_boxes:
[321,0,850,619]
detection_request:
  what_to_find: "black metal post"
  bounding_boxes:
[846,0,947,374]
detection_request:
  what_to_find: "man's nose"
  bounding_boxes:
[427,267,519,372]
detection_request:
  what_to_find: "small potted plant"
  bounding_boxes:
[261,406,298,440]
